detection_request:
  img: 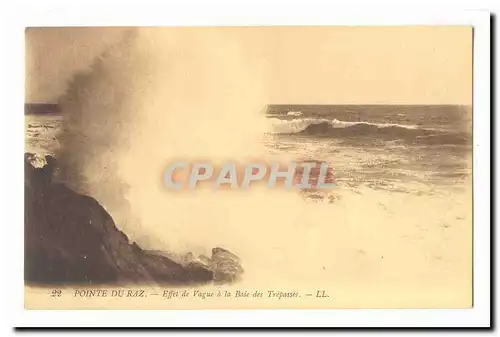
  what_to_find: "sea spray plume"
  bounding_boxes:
[112,28,300,255]
[54,27,277,249]
[54,28,311,281]
[56,28,145,238]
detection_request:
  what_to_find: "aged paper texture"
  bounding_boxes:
[24,26,473,309]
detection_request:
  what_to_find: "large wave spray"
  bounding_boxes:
[51,28,471,289]
[55,28,312,281]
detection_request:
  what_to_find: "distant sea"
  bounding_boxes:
[25,104,472,196]
[265,105,472,195]
[24,104,474,295]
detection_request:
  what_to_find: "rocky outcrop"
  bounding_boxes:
[181,252,212,272]
[211,247,244,284]
[24,153,214,286]
[146,248,245,285]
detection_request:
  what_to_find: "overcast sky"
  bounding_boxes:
[25,26,472,105]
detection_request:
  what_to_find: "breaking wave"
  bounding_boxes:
[268,118,470,145]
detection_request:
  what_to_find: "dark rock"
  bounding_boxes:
[211,247,244,284]
[181,252,212,274]
[146,249,244,284]
[24,153,213,286]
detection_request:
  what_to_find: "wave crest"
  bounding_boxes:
[268,118,470,145]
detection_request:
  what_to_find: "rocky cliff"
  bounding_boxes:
[25,153,220,286]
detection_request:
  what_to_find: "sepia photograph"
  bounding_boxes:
[23,25,474,310]
[4,4,491,328]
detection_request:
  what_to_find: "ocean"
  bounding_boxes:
[25,105,472,196]
[265,105,472,196]
[24,105,473,306]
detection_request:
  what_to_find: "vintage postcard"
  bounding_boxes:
[24,25,474,311]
